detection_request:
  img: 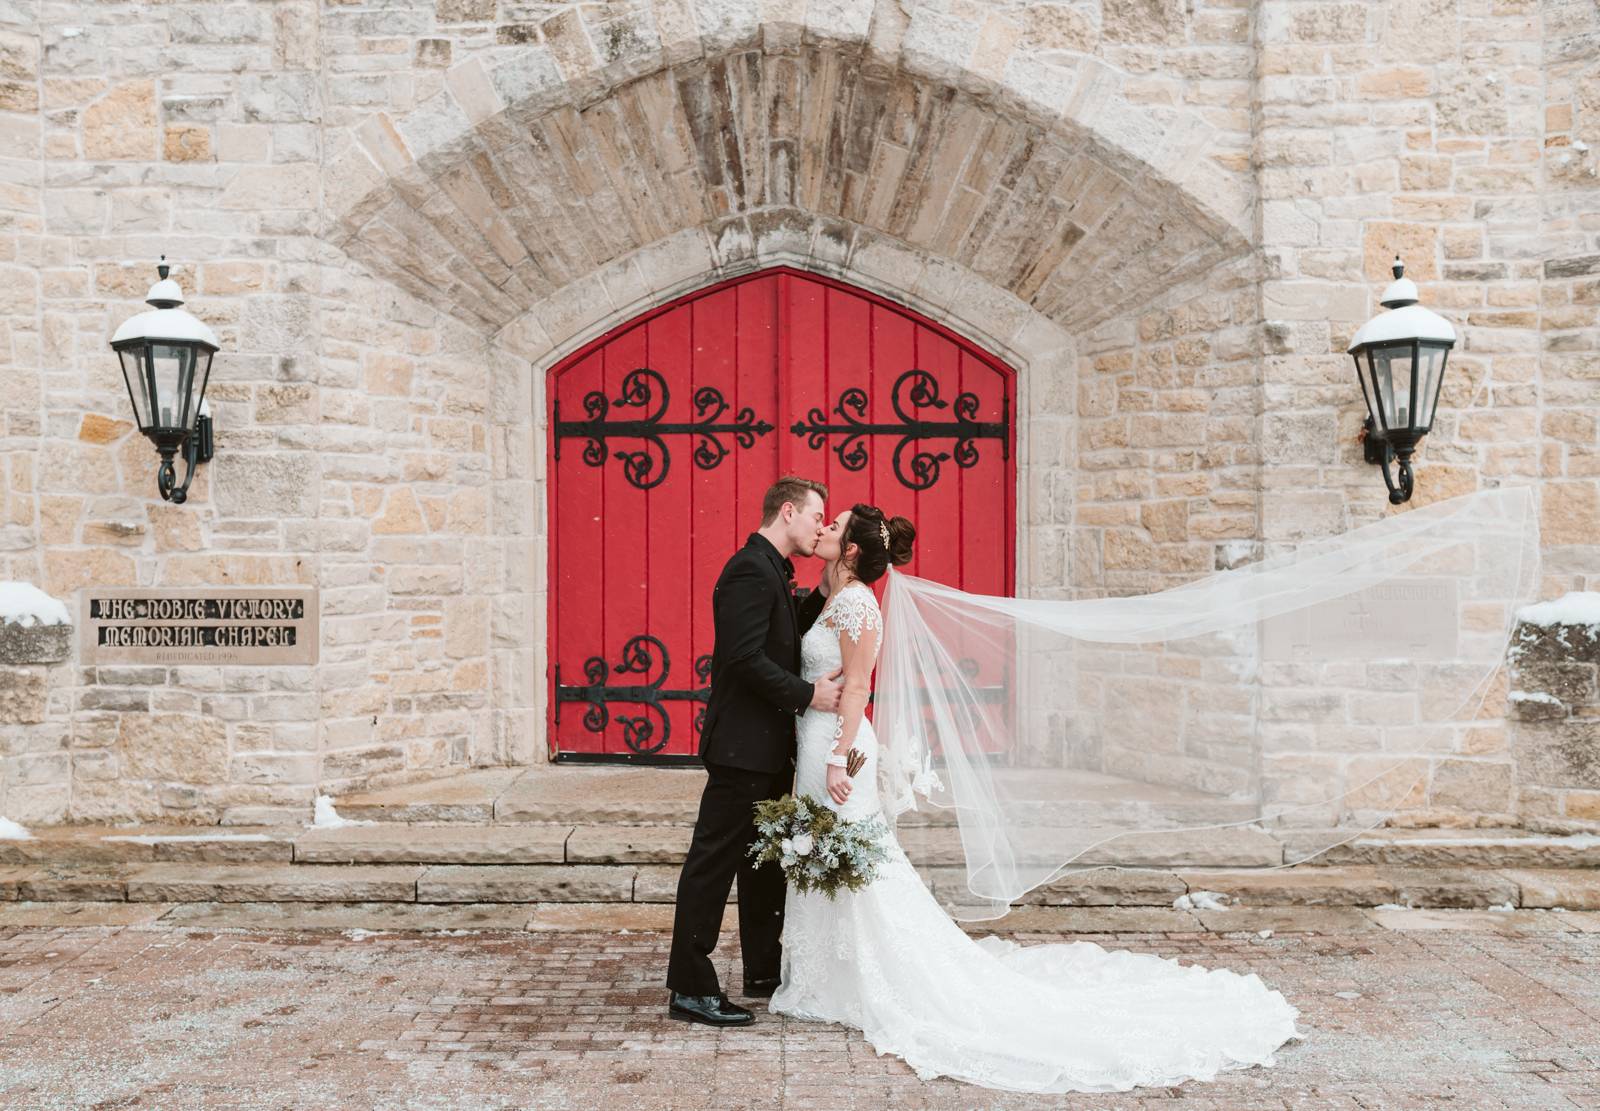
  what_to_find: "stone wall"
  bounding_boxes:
[1509,608,1600,829]
[0,0,1593,826]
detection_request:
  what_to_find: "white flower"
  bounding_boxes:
[792,832,814,856]
[780,838,794,855]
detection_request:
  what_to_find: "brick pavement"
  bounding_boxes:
[1,910,1598,1110]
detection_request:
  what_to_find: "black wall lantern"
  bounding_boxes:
[1349,257,1456,505]
[110,258,219,503]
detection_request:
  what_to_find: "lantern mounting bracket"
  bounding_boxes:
[155,412,214,504]
[1362,417,1414,505]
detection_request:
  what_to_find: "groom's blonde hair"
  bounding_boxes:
[761,476,828,525]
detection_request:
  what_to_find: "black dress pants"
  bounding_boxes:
[666,760,792,996]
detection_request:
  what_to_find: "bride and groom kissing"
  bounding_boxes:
[663,476,1303,1094]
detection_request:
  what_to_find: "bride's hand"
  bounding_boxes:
[826,764,852,805]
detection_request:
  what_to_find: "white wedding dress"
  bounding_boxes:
[768,582,1305,1094]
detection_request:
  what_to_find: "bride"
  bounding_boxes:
[768,503,1305,1094]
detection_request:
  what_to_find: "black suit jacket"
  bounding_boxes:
[699,533,828,773]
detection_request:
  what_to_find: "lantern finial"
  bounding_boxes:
[145,258,185,311]
[1379,257,1419,310]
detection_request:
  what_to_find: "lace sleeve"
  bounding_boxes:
[825,584,882,644]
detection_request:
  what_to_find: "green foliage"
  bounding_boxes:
[749,793,891,899]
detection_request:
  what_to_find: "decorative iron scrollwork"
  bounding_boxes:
[791,369,1009,491]
[555,635,715,755]
[555,368,774,491]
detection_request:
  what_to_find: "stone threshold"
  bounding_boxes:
[6,820,1600,871]
[0,862,1596,911]
[0,900,1596,937]
[305,764,1265,828]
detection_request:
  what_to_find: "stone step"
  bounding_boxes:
[3,862,1595,911]
[0,826,296,865]
[331,768,524,824]
[335,765,1259,829]
[1282,830,1600,869]
[8,899,1598,935]
[7,822,1600,875]
[295,824,572,865]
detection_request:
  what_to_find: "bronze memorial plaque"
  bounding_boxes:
[1261,578,1459,662]
[80,587,319,665]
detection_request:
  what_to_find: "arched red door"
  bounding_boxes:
[548,268,1015,762]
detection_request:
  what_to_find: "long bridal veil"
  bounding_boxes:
[875,487,1540,921]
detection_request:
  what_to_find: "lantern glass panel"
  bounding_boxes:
[193,348,214,421]
[150,343,198,431]
[1353,352,1378,426]
[1417,345,1448,431]
[117,345,154,429]
[1370,344,1416,432]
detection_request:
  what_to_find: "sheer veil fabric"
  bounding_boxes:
[874,487,1539,921]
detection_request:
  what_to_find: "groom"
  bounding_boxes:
[666,476,843,1026]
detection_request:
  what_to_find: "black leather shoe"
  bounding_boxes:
[668,991,754,1026]
[743,977,780,998]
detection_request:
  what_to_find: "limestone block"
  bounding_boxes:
[1437,69,1508,135]
[44,549,136,597]
[565,824,694,864]
[295,824,569,865]
[0,668,49,722]
[1362,222,1438,281]
[1023,4,1097,51]
[127,863,422,903]
[118,714,229,785]
[213,453,318,519]
[1504,869,1600,911]
[0,625,71,666]
[418,863,633,902]
[163,125,210,162]
[1428,758,1513,811]
[1540,482,1600,546]
[82,81,157,160]
[1515,722,1600,790]
[15,870,130,902]
[217,163,319,210]
[1179,866,1516,908]
[1102,0,1187,45]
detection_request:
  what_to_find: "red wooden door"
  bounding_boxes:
[548,268,1015,763]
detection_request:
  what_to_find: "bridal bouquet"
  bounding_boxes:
[750,791,891,899]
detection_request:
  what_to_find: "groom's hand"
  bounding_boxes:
[808,667,843,712]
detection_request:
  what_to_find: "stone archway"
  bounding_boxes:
[322,25,1252,342]
[316,11,1262,766]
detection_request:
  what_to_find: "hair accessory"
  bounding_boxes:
[879,522,890,547]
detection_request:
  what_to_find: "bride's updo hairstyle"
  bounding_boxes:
[844,503,915,584]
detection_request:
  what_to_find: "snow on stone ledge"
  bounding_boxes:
[1516,592,1600,627]
[1509,690,1562,705]
[0,582,70,627]
[310,794,376,828]
[0,816,33,840]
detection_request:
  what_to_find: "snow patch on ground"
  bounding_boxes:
[0,816,33,840]
[0,581,70,627]
[1517,592,1600,627]
[310,795,376,828]
[1174,891,1230,910]
[1373,903,1413,911]
[1487,902,1516,912]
